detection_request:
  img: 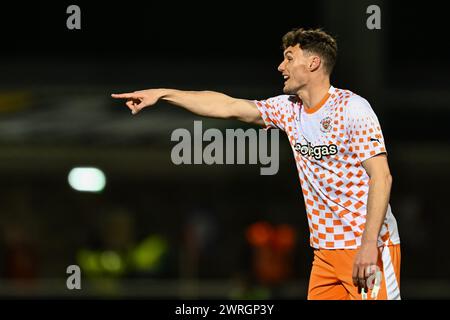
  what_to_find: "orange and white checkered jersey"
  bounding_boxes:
[254,86,400,249]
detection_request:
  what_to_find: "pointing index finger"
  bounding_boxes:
[111,93,135,99]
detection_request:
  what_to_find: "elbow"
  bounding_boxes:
[385,173,393,190]
[227,99,243,121]
[369,172,392,188]
[382,173,393,189]
[387,173,393,186]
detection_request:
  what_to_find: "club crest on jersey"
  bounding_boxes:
[320,116,332,133]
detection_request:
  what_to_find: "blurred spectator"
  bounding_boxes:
[3,223,38,281]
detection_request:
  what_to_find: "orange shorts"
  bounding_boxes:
[307,244,401,300]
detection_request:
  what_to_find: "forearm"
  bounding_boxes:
[111,88,263,124]
[159,89,238,119]
[361,174,392,244]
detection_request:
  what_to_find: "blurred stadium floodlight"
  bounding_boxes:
[68,167,106,192]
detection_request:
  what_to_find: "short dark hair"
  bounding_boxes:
[282,28,338,75]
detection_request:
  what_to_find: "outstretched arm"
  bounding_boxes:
[111,89,264,126]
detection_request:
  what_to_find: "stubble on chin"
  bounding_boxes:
[283,86,296,95]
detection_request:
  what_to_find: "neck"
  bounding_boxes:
[297,77,331,110]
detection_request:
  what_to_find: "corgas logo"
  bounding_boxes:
[294,141,338,160]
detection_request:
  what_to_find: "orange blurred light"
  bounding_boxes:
[246,222,273,247]
[273,224,296,251]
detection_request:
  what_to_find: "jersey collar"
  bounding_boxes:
[303,86,334,115]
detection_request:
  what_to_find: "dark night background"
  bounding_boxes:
[0,0,449,299]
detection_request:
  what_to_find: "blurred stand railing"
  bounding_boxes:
[0,278,450,299]
[0,278,307,299]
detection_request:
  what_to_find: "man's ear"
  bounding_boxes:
[309,56,321,72]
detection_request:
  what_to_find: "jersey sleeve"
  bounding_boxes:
[253,95,294,131]
[345,96,387,162]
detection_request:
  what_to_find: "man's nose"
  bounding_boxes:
[277,61,285,72]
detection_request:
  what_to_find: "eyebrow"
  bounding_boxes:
[284,50,293,57]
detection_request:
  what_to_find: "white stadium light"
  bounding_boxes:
[68,167,106,192]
